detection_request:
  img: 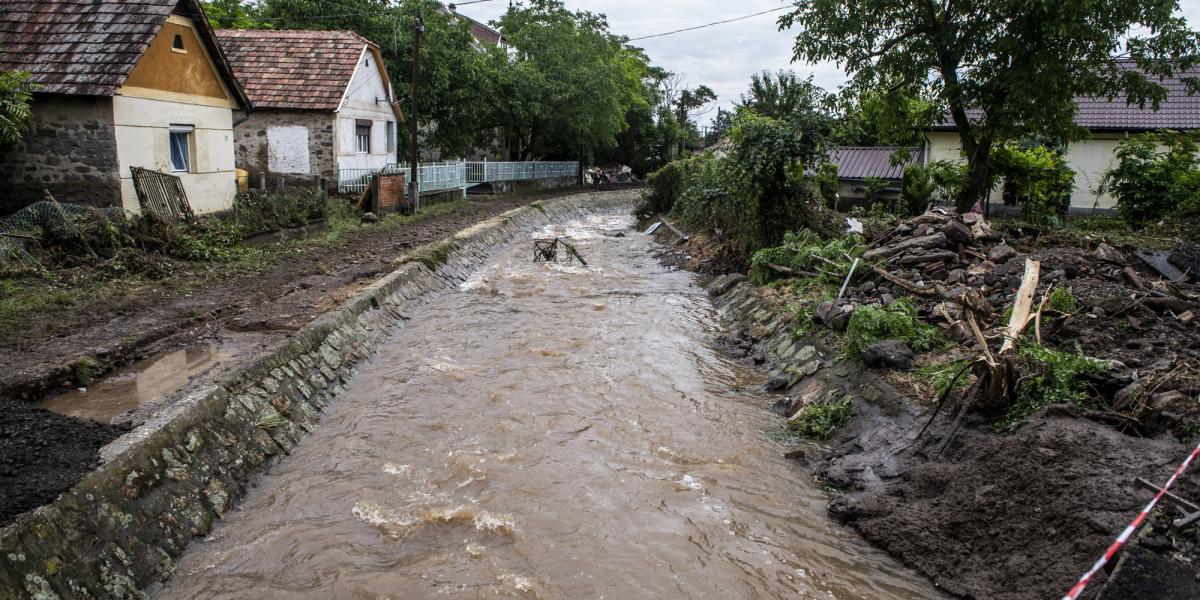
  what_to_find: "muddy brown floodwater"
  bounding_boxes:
[155,214,944,600]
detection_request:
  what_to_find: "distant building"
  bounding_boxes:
[446,3,506,48]
[924,61,1200,213]
[824,146,924,205]
[0,0,250,215]
[216,29,404,186]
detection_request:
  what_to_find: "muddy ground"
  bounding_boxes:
[649,210,1200,600]
[0,189,581,528]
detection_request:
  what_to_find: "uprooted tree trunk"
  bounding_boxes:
[968,258,1041,417]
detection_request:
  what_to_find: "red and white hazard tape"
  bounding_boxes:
[1061,440,1200,600]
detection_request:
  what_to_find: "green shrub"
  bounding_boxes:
[234,189,325,233]
[1046,287,1079,315]
[900,160,967,215]
[992,144,1076,224]
[641,160,686,217]
[788,394,854,439]
[997,344,1107,431]
[844,298,943,359]
[749,229,865,284]
[1099,131,1200,226]
[167,219,249,262]
[812,162,839,207]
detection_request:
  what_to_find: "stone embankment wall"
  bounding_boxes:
[0,192,633,600]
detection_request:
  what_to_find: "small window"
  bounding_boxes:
[386,121,395,153]
[169,125,193,172]
[355,120,371,153]
[171,34,186,53]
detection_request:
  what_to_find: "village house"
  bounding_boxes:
[215,30,403,188]
[0,0,250,216]
[824,146,924,206]
[924,62,1200,213]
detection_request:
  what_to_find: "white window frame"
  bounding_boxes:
[355,120,371,154]
[169,125,193,173]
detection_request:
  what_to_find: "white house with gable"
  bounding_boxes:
[216,29,404,186]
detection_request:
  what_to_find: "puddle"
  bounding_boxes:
[37,345,229,423]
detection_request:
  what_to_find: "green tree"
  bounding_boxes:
[780,0,1200,212]
[488,0,643,160]
[201,0,269,29]
[738,70,833,121]
[836,88,931,147]
[0,70,35,145]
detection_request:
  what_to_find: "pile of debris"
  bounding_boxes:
[809,208,1200,434]
[585,165,641,186]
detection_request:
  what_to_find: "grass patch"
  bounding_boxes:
[844,298,943,359]
[749,229,865,285]
[788,394,854,440]
[916,359,975,396]
[996,344,1108,431]
[70,356,99,386]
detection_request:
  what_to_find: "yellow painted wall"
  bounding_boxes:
[122,18,233,105]
[113,95,237,214]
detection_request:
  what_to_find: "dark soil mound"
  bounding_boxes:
[0,397,128,525]
[820,406,1190,600]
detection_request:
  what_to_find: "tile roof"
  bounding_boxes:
[446,4,504,46]
[0,0,245,101]
[215,29,372,112]
[931,62,1200,132]
[826,146,923,180]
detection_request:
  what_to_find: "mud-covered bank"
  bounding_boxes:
[0,191,637,600]
[645,218,1200,600]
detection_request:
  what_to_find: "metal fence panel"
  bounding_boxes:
[338,161,578,195]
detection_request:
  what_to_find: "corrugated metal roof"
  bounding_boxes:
[827,146,923,180]
[0,0,247,105]
[931,61,1200,132]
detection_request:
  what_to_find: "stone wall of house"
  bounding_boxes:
[0,94,121,215]
[234,109,336,188]
[0,192,635,599]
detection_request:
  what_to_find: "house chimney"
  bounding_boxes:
[448,3,457,12]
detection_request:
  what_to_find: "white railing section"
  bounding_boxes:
[338,160,579,195]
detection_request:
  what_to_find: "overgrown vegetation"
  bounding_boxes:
[0,70,36,145]
[788,394,854,439]
[997,344,1108,431]
[749,229,865,285]
[844,298,944,359]
[917,360,975,397]
[900,160,966,215]
[1099,131,1200,226]
[992,145,1076,224]
[234,189,326,234]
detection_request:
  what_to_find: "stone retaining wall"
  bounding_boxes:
[0,192,634,600]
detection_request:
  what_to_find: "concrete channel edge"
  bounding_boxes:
[0,193,635,600]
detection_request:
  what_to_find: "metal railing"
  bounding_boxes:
[338,160,579,195]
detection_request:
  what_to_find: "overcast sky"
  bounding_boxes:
[459,0,1200,129]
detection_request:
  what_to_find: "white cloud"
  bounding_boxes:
[457,0,1200,128]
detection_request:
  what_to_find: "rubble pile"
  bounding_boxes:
[586,164,641,185]
[809,209,1200,434]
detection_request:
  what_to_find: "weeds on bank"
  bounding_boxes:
[916,359,975,396]
[749,229,865,285]
[788,394,854,440]
[996,344,1108,431]
[844,298,944,359]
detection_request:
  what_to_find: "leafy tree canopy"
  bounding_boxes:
[780,0,1200,211]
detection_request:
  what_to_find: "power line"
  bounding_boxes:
[627,6,791,42]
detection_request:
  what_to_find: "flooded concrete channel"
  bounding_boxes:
[154,214,941,599]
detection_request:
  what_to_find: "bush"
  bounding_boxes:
[788,394,854,439]
[900,160,966,215]
[997,344,1107,430]
[992,144,1075,224]
[234,189,325,233]
[641,160,686,217]
[749,229,865,285]
[845,298,943,359]
[1099,131,1200,226]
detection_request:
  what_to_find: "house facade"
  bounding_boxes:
[0,0,248,215]
[215,30,403,186]
[924,63,1200,213]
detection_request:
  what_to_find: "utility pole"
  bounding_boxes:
[408,9,423,212]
